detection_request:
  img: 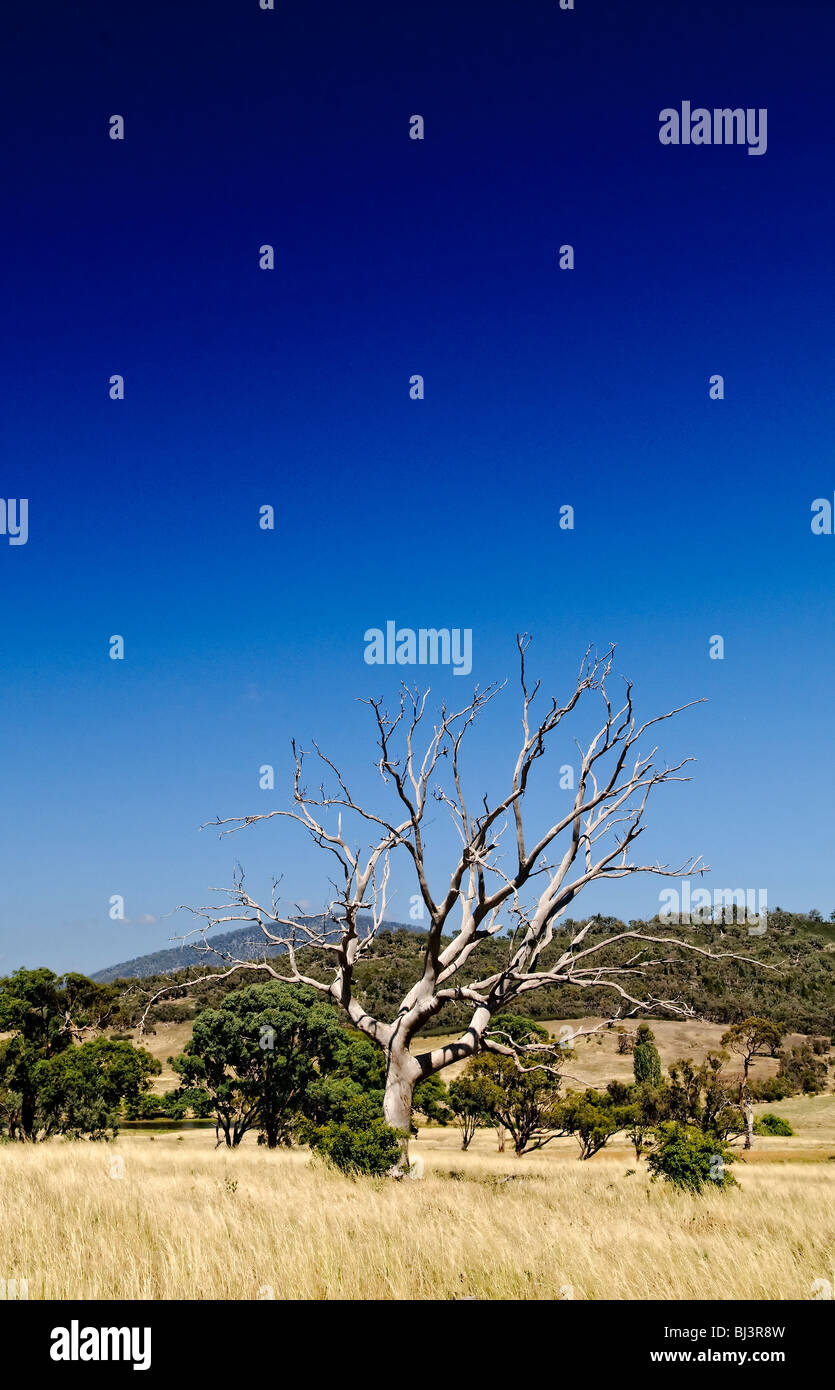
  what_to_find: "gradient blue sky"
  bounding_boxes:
[1,0,833,975]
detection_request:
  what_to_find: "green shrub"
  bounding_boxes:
[633,1024,662,1088]
[312,1116,402,1175]
[646,1122,737,1193]
[753,1112,794,1136]
[306,1093,402,1176]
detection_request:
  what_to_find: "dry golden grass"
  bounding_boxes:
[2,1099,834,1301]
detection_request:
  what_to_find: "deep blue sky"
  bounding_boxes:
[1,0,833,975]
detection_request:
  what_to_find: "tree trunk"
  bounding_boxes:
[21,1093,37,1141]
[383,1049,420,1171]
[743,1091,754,1150]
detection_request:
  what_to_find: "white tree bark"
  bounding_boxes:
[743,1091,755,1150]
[382,1050,422,1157]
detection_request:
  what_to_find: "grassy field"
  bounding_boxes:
[15,1017,828,1301]
[1,1094,834,1301]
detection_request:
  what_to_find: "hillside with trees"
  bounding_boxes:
[110,910,835,1039]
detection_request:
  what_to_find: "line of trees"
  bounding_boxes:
[0,970,435,1174]
[0,969,158,1140]
[443,1018,831,1189]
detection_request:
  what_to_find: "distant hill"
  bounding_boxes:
[93,909,835,1039]
[90,916,423,983]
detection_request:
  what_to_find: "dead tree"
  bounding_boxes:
[156,637,757,1163]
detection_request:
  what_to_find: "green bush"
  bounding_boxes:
[306,1093,403,1175]
[312,1116,403,1176]
[633,1024,662,1088]
[753,1112,794,1136]
[646,1122,737,1193]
